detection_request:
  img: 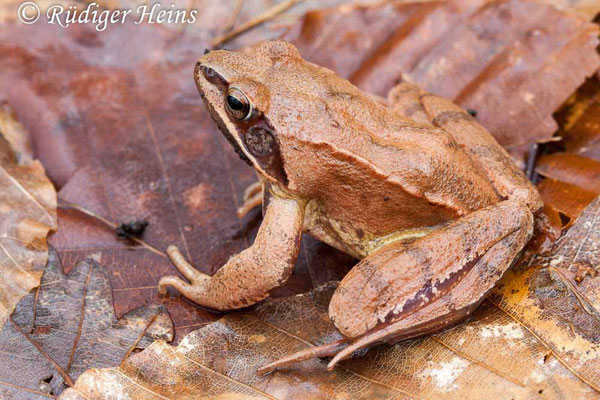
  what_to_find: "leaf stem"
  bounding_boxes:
[211,0,304,47]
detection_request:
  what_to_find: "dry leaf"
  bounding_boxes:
[0,247,174,398]
[3,1,600,398]
[554,73,600,161]
[536,154,600,194]
[0,110,57,328]
[535,0,600,19]
[60,197,600,399]
[537,179,598,225]
[284,0,600,162]
[489,195,600,393]
[0,103,33,162]
[533,73,600,230]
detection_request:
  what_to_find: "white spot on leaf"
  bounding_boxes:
[420,357,469,390]
[479,323,524,341]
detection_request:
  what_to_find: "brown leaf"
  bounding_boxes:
[4,1,600,398]
[535,0,600,19]
[555,73,600,161]
[0,110,57,328]
[532,73,600,232]
[60,198,600,399]
[0,247,174,398]
[0,103,33,162]
[283,0,600,162]
[199,0,385,49]
[528,204,565,254]
[0,0,70,25]
[536,154,600,194]
[537,178,597,225]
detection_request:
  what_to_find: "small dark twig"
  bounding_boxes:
[525,137,562,182]
[525,142,539,182]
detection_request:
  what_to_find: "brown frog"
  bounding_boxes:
[158,40,542,373]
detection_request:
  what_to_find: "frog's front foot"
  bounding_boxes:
[259,199,533,374]
[157,246,211,300]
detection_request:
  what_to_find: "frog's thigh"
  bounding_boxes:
[419,93,542,212]
[329,199,533,341]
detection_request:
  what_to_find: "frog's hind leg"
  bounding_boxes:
[388,82,542,213]
[258,199,533,374]
[326,199,533,369]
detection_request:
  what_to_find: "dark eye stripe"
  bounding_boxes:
[202,66,216,78]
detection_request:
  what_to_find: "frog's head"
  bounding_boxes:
[195,40,348,189]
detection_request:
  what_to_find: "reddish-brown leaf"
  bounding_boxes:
[555,73,600,160]
[2,1,600,398]
[528,204,565,254]
[537,178,598,225]
[536,153,600,194]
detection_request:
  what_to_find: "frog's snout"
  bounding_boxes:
[194,61,203,81]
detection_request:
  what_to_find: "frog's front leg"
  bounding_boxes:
[259,199,532,374]
[158,194,304,310]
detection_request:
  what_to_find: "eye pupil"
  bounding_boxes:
[227,95,244,111]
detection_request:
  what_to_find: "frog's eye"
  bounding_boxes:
[226,87,252,121]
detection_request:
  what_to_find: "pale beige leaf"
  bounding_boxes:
[60,294,597,399]
[0,111,57,328]
[0,104,32,162]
